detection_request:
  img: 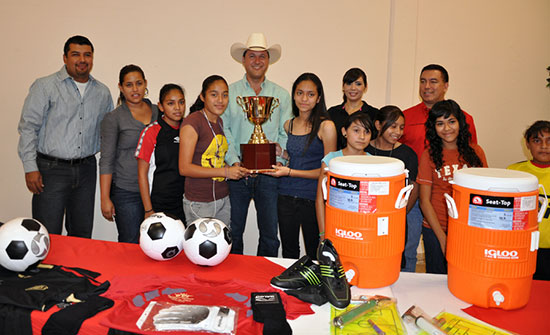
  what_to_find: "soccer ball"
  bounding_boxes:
[139,212,186,261]
[0,217,50,272]
[183,217,232,266]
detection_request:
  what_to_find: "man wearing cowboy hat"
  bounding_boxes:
[222,32,292,257]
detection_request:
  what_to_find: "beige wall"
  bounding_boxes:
[1,0,549,250]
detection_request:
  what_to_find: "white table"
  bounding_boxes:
[269,258,475,334]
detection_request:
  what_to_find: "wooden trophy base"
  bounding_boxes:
[241,143,276,172]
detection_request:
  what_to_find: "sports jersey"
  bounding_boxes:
[0,265,108,311]
[101,274,313,335]
[0,264,111,335]
[136,116,185,218]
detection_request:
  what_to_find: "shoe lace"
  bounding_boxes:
[319,264,346,280]
[283,260,307,276]
[300,266,321,285]
[320,264,347,291]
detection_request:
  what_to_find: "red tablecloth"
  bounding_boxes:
[31,234,312,335]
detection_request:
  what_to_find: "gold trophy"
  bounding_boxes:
[237,96,279,172]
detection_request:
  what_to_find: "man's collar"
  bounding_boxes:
[419,101,432,114]
[420,100,447,111]
[243,73,266,89]
[58,65,93,83]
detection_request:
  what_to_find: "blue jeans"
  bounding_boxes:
[422,226,448,274]
[228,175,280,257]
[402,200,423,272]
[278,194,319,259]
[111,185,144,243]
[32,155,96,237]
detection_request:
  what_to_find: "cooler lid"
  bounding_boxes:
[328,155,404,177]
[453,168,539,192]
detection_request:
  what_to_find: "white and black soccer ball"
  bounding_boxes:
[0,217,50,272]
[183,217,232,266]
[139,212,186,261]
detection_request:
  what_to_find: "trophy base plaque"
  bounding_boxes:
[241,143,276,172]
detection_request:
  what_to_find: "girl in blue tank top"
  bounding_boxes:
[264,73,337,259]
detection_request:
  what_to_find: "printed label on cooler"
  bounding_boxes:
[328,176,380,213]
[368,181,390,195]
[467,194,530,230]
[359,180,377,213]
[519,195,537,211]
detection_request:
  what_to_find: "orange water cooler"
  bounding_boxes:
[445,168,547,309]
[323,156,413,288]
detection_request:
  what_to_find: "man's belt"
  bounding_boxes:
[37,152,95,165]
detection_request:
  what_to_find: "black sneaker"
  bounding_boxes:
[286,285,328,306]
[270,256,322,289]
[317,239,350,309]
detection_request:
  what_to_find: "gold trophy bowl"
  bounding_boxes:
[236,96,280,171]
[237,96,280,144]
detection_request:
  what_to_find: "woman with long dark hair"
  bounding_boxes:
[266,73,337,259]
[417,99,487,273]
[100,64,158,243]
[328,68,379,150]
[179,75,249,225]
[367,105,419,271]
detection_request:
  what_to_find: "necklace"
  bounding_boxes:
[373,139,394,157]
[344,100,362,113]
[201,110,222,215]
[202,110,221,159]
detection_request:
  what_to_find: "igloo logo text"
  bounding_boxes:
[335,228,363,240]
[484,249,519,260]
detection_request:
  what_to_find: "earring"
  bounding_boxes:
[145,88,149,97]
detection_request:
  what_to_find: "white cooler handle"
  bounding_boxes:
[322,176,328,200]
[444,193,458,219]
[531,231,540,252]
[394,184,414,209]
[538,184,548,223]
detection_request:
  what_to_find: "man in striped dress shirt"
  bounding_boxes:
[17,35,113,237]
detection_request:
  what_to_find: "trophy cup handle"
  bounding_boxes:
[271,98,280,112]
[237,96,249,120]
[236,96,246,109]
[267,98,280,122]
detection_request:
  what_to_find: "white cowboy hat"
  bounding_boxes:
[230,33,281,65]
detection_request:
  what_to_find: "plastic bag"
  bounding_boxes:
[137,301,238,334]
